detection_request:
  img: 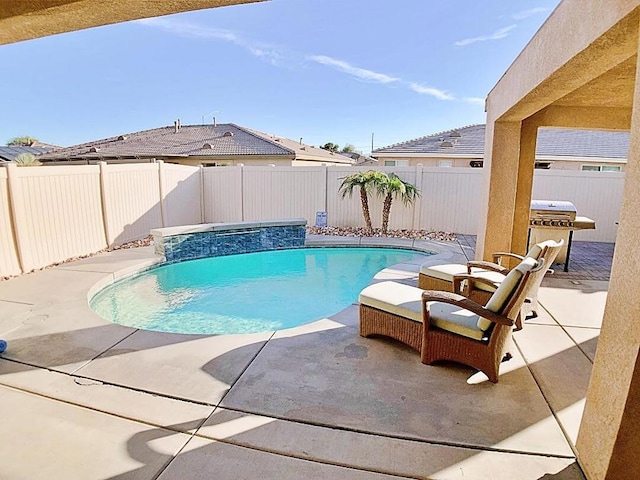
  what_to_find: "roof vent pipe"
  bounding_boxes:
[174,120,179,133]
[300,137,303,145]
[213,117,217,128]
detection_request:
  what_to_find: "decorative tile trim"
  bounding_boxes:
[152,220,307,263]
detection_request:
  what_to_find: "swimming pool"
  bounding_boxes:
[90,247,430,335]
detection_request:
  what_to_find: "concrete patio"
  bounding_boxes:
[0,235,607,479]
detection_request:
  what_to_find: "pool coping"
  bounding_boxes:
[87,236,459,336]
[86,235,467,305]
[150,219,307,238]
[306,234,469,266]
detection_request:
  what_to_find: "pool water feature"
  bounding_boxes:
[90,247,431,335]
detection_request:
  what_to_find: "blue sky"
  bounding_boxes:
[1,0,560,153]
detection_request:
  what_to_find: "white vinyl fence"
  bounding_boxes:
[0,161,200,277]
[532,169,624,242]
[0,163,623,278]
[203,166,619,241]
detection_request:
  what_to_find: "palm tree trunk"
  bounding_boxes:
[382,194,392,234]
[360,188,373,234]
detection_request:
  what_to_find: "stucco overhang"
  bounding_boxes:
[0,0,265,45]
[487,0,640,127]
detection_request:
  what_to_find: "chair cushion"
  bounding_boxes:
[419,263,466,280]
[525,243,543,260]
[421,264,506,292]
[359,281,487,341]
[428,302,486,341]
[526,239,560,260]
[358,281,423,323]
[478,257,538,331]
[462,270,506,292]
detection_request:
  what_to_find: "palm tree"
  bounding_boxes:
[380,173,420,235]
[338,170,386,234]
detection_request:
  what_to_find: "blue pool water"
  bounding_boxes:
[90,247,430,335]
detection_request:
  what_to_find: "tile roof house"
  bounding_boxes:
[37,122,355,167]
[373,124,629,172]
[245,128,356,166]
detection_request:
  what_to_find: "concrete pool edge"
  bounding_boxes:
[0,235,465,338]
[85,236,465,309]
[0,235,466,389]
[305,234,468,267]
[89,244,442,336]
[0,236,588,479]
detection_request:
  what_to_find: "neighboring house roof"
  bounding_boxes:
[39,123,293,160]
[374,124,486,157]
[341,151,378,165]
[38,123,353,164]
[247,129,354,164]
[30,141,61,149]
[373,124,630,160]
[0,145,54,162]
[536,129,629,159]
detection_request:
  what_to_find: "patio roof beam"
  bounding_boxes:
[527,106,632,131]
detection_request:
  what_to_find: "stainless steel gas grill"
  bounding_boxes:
[528,200,596,272]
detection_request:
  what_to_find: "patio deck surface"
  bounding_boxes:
[0,235,609,479]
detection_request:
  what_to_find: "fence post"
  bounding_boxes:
[240,165,245,222]
[323,165,329,221]
[157,160,167,227]
[413,164,424,230]
[98,161,112,246]
[199,165,205,224]
[5,163,26,273]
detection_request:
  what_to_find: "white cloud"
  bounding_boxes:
[462,97,485,106]
[141,19,467,102]
[409,83,454,100]
[137,18,236,41]
[309,55,399,84]
[310,55,461,101]
[454,25,517,47]
[511,7,549,20]
[136,17,282,64]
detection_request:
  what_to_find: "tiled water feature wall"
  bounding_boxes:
[151,219,307,263]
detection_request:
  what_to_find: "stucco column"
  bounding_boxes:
[576,49,640,480]
[476,121,536,262]
[512,121,537,257]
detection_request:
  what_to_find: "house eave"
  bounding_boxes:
[373,152,484,159]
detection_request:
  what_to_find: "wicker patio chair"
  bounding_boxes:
[420,256,549,383]
[418,239,563,321]
[359,253,556,383]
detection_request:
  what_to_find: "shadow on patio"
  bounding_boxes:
[0,241,605,479]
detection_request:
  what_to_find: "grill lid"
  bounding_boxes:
[530,200,577,213]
